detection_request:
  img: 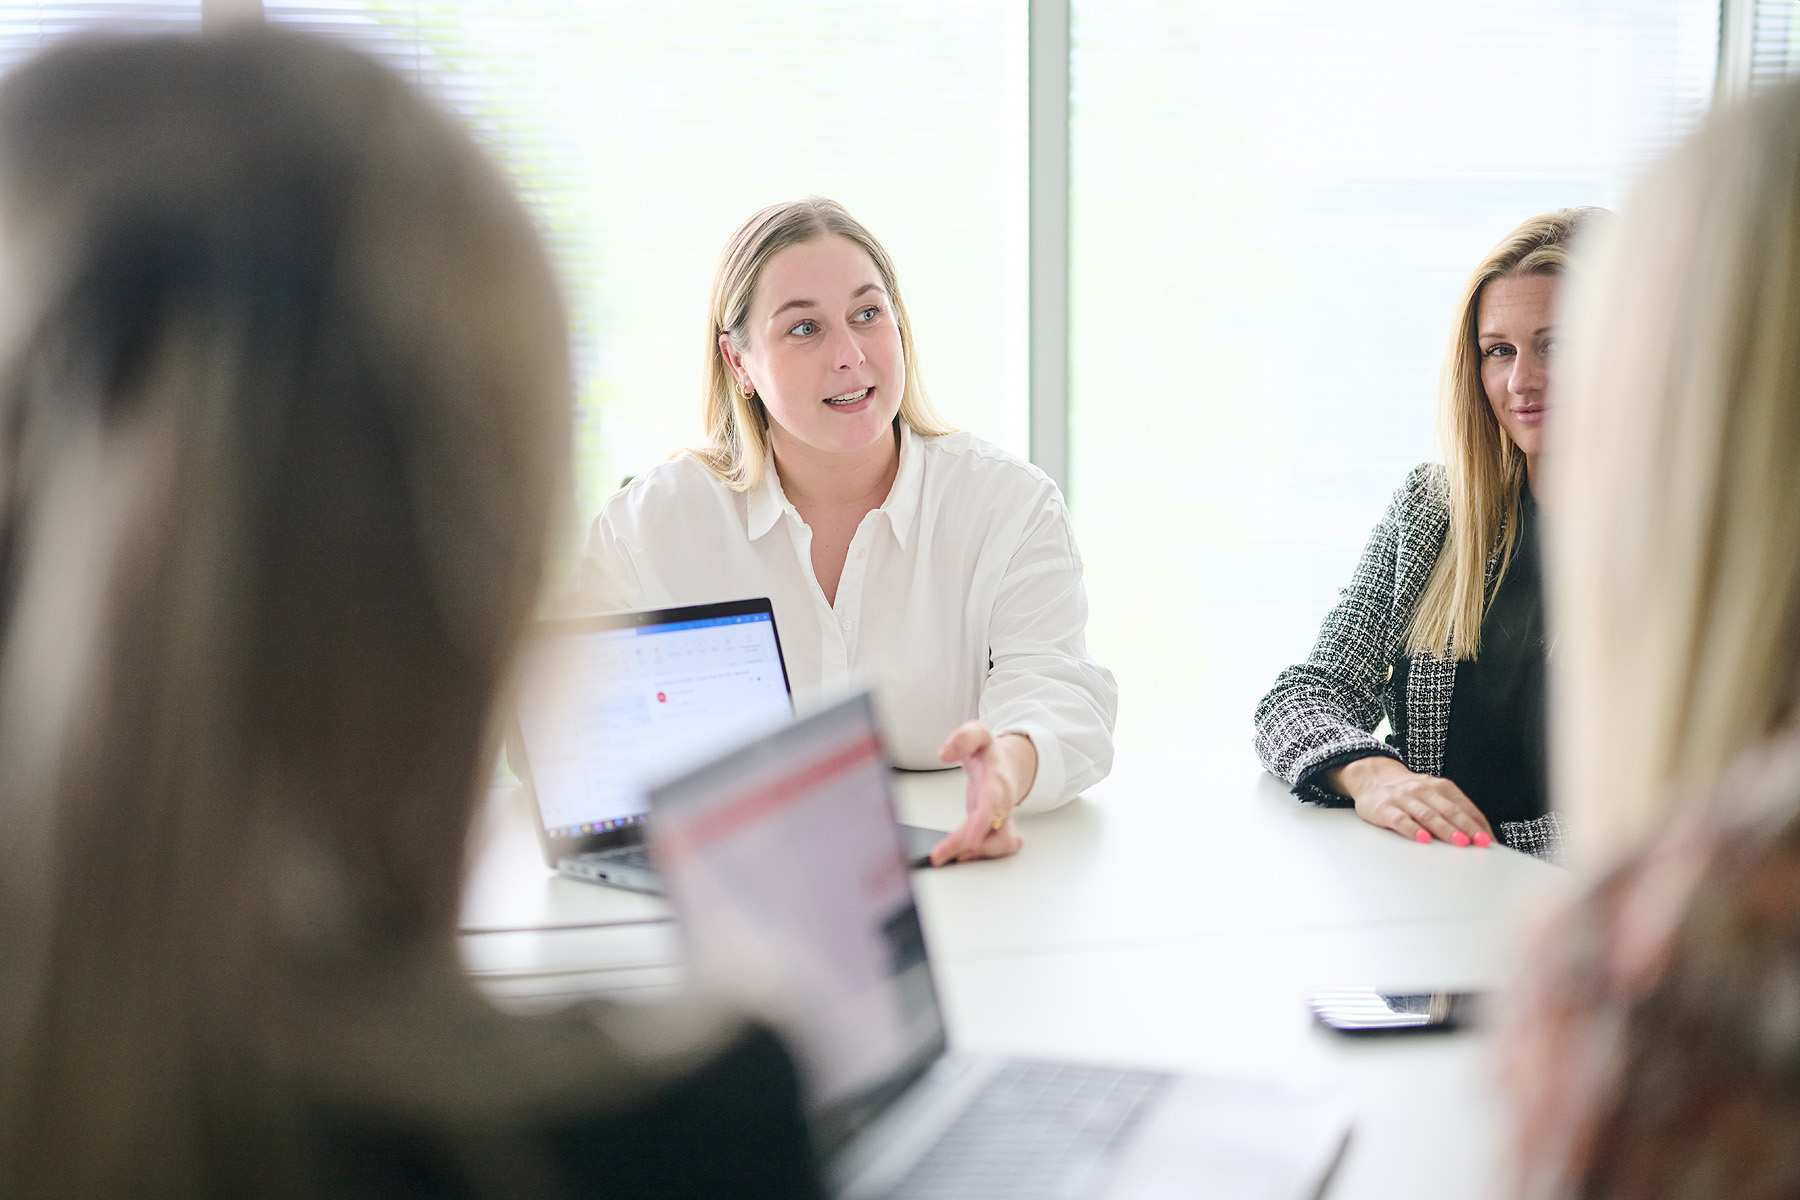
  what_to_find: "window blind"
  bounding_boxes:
[1747,0,1800,90]
[265,1,1029,534]
[0,1,199,72]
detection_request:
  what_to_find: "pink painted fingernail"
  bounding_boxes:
[1474,832,1492,848]
[1415,829,1432,844]
[1451,831,1470,847]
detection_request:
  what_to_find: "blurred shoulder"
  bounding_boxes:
[1504,734,1800,1194]
[918,431,1061,507]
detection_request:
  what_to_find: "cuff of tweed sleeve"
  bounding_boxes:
[1497,812,1568,864]
[1293,746,1402,807]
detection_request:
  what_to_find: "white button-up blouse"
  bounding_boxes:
[577,427,1117,811]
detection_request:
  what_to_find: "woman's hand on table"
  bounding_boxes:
[928,722,1035,866]
[1328,755,1495,847]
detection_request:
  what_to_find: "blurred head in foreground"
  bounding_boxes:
[1553,81,1800,861]
[0,26,647,1195]
[1508,80,1800,1198]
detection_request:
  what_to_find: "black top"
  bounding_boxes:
[1435,483,1547,825]
[1302,483,1548,827]
[1384,484,1547,825]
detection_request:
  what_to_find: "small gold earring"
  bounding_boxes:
[739,382,755,400]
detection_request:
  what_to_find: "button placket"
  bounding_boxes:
[782,509,849,676]
[833,516,880,657]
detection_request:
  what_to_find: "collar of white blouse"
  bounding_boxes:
[744,421,927,551]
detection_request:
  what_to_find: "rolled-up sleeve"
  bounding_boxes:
[979,490,1118,812]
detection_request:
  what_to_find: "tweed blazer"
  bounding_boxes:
[1253,463,1564,858]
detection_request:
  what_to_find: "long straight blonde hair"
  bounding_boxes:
[0,29,715,1197]
[1407,208,1600,659]
[695,197,955,492]
[1553,85,1800,862]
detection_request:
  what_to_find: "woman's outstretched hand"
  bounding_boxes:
[1329,755,1496,847]
[929,722,1035,866]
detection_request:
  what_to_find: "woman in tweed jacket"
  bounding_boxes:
[1255,210,1600,860]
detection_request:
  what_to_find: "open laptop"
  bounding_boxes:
[647,692,1351,1200]
[509,598,944,894]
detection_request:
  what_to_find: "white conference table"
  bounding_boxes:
[460,748,1574,1200]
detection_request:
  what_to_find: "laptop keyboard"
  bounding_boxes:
[587,843,653,871]
[882,1061,1171,1199]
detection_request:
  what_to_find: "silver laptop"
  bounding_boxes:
[647,692,1351,1200]
[509,599,942,894]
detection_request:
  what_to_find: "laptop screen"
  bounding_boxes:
[514,601,792,840]
[648,693,948,1158]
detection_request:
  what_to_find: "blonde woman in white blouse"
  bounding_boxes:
[581,197,1116,864]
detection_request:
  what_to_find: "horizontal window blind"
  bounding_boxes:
[1749,0,1800,90]
[266,1,1029,538]
[0,1,199,72]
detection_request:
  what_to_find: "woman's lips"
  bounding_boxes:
[1513,405,1546,425]
[824,386,874,414]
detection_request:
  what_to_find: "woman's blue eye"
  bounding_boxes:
[1483,344,1515,359]
[790,320,817,337]
[854,306,879,323]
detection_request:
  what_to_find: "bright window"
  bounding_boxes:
[1068,0,1720,754]
[0,2,1730,762]
[267,0,1030,530]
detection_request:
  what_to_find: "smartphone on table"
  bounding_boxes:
[1308,989,1486,1035]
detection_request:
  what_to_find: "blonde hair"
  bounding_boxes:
[695,196,955,491]
[0,29,698,1196]
[1553,85,1800,862]
[1407,208,1601,659]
